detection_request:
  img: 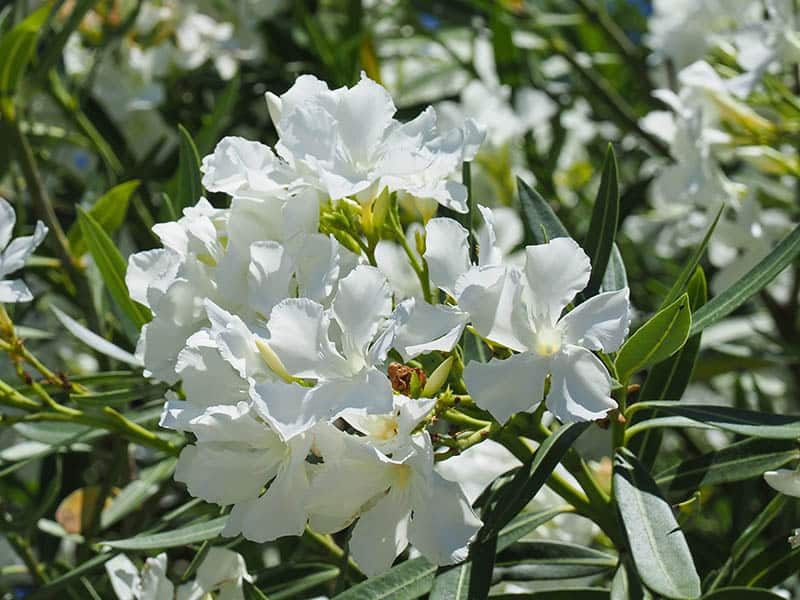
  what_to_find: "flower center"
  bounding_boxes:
[372,416,400,441]
[534,326,562,357]
[392,464,413,489]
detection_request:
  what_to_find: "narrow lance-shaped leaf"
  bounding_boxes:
[613,449,701,600]
[77,208,151,330]
[660,204,723,308]
[518,178,570,245]
[0,3,52,119]
[102,515,228,550]
[601,243,627,293]
[615,293,692,384]
[467,533,497,600]
[68,180,140,256]
[690,222,800,336]
[332,557,436,600]
[655,438,800,495]
[627,402,800,439]
[582,144,619,299]
[634,267,707,468]
[176,124,203,210]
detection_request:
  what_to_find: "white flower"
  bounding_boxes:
[105,548,252,600]
[162,399,312,542]
[462,237,630,424]
[0,198,47,303]
[266,73,484,211]
[105,553,173,600]
[764,469,800,497]
[200,136,295,197]
[306,423,481,576]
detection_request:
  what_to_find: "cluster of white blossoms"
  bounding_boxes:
[128,73,631,575]
[105,547,250,600]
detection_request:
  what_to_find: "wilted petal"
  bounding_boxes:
[547,346,616,423]
[464,352,549,424]
[560,288,630,353]
[424,218,470,296]
[524,237,590,321]
[350,489,411,576]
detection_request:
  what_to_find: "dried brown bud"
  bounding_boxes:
[388,362,426,395]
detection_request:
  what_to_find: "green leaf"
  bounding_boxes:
[628,402,800,439]
[690,222,800,336]
[488,590,610,599]
[601,243,628,293]
[613,449,701,599]
[660,204,723,308]
[467,533,497,600]
[69,180,140,256]
[102,516,227,550]
[479,422,591,540]
[494,540,617,580]
[655,438,799,494]
[0,2,51,119]
[731,540,800,588]
[26,552,117,600]
[582,144,619,298]
[634,268,706,468]
[266,566,341,600]
[703,589,787,600]
[176,124,203,210]
[518,178,570,245]
[430,506,570,600]
[195,75,241,155]
[100,458,177,529]
[611,562,651,600]
[243,580,271,600]
[77,207,150,330]
[615,293,692,384]
[333,557,436,600]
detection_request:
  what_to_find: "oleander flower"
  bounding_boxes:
[266,73,484,211]
[0,198,47,303]
[462,237,630,423]
[307,420,481,576]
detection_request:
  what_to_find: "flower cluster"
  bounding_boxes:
[128,73,630,575]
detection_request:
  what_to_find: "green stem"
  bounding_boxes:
[302,527,366,581]
[6,533,47,585]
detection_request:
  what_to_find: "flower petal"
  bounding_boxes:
[0,198,16,251]
[175,331,250,409]
[0,279,33,303]
[350,489,411,576]
[105,554,141,600]
[267,298,348,379]
[455,265,530,352]
[392,298,468,360]
[248,241,294,318]
[332,265,392,359]
[139,554,174,600]
[463,352,549,424]
[0,221,47,276]
[408,471,482,567]
[547,346,616,423]
[424,218,470,297]
[764,469,800,497]
[523,237,590,321]
[560,288,630,353]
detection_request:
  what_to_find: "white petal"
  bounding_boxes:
[138,554,174,600]
[560,288,630,353]
[524,237,590,321]
[392,298,467,360]
[335,73,396,168]
[350,489,411,576]
[175,331,249,409]
[0,198,16,250]
[205,301,265,380]
[105,554,141,600]
[0,279,33,303]
[223,437,311,542]
[764,469,800,497]
[455,265,530,352]
[250,380,318,439]
[200,136,286,195]
[332,265,392,360]
[267,299,348,379]
[547,346,616,423]
[126,248,180,308]
[193,547,249,595]
[463,352,549,424]
[424,218,470,296]
[248,241,294,318]
[0,221,47,276]
[291,233,340,303]
[305,368,394,423]
[409,472,482,567]
[476,205,502,267]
